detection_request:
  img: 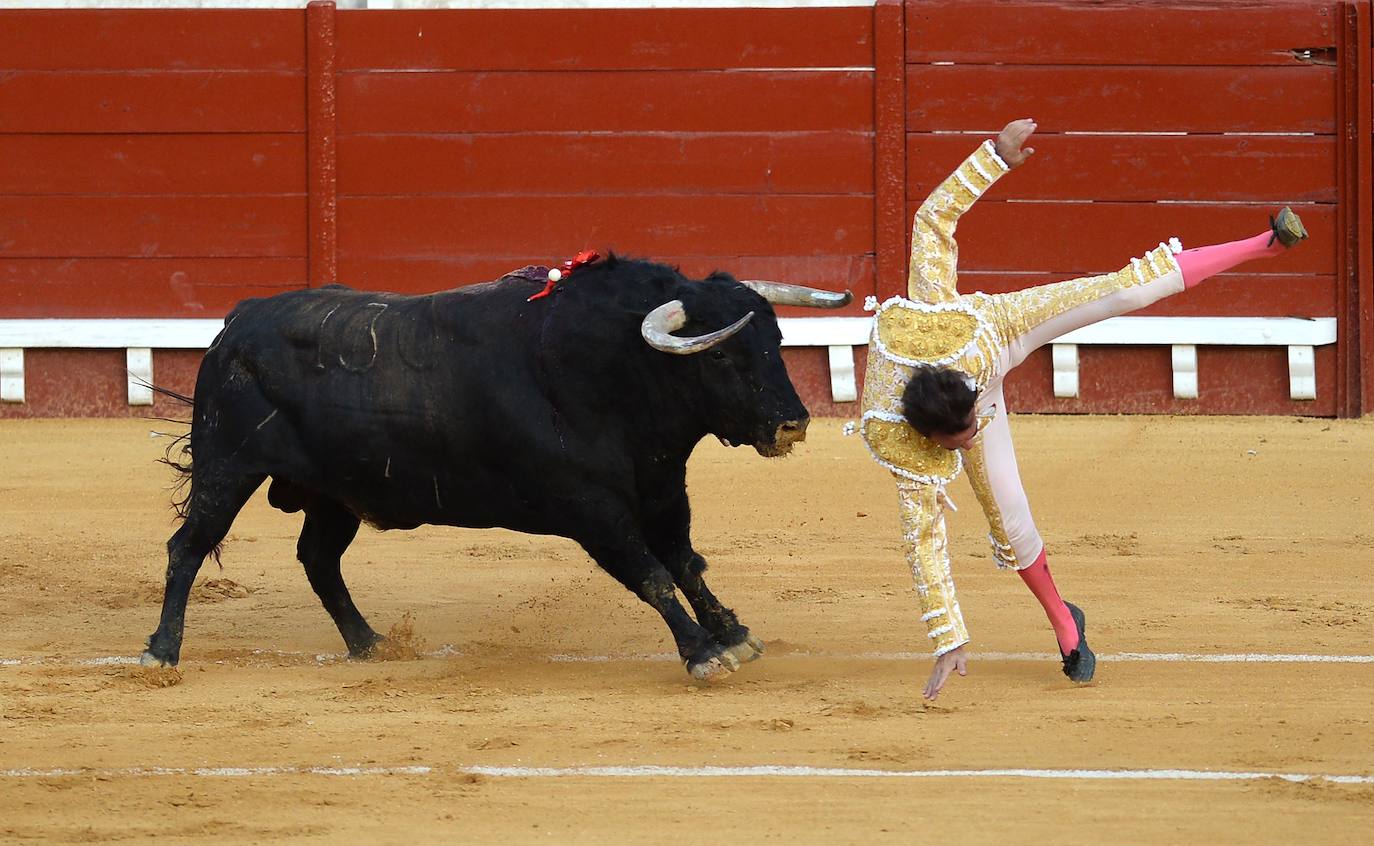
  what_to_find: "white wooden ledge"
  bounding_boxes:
[0,315,1340,406]
[0,319,222,406]
[775,315,1336,403]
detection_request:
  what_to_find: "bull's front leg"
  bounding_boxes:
[581,536,741,681]
[646,490,764,667]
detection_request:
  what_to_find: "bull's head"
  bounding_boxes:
[640,276,851,457]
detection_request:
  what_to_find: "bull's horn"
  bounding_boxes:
[739,280,853,309]
[641,300,754,355]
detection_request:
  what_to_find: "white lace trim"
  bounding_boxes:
[981,138,1010,173]
[921,608,947,622]
[954,169,980,198]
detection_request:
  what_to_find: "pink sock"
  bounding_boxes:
[1175,231,1284,289]
[1018,548,1078,653]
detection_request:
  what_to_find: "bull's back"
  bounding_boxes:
[192,282,554,525]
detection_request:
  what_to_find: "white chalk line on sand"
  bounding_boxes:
[3,648,1374,668]
[1,763,1371,785]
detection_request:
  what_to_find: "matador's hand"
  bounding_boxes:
[922,643,968,701]
[995,119,1037,169]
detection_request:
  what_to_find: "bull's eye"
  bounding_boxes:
[710,349,728,361]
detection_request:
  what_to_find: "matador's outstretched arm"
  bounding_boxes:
[907,140,1011,304]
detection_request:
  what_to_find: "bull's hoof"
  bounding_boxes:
[724,633,766,665]
[687,648,740,681]
[346,635,385,660]
[139,651,175,669]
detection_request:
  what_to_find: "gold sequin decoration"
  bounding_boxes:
[992,244,1180,343]
[962,442,1019,569]
[865,418,961,481]
[876,306,979,363]
[907,141,1009,305]
[896,480,970,654]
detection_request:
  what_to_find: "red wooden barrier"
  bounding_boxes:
[0,1,1368,420]
[904,0,1347,415]
[0,7,308,335]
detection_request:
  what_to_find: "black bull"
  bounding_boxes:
[141,256,850,679]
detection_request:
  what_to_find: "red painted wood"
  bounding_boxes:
[907,134,1338,203]
[873,0,908,303]
[910,201,1336,275]
[336,8,873,71]
[1333,0,1373,416]
[906,65,1336,133]
[339,195,873,260]
[307,0,338,288]
[958,273,1338,318]
[906,1,1339,66]
[1001,344,1338,417]
[0,135,304,196]
[338,71,873,134]
[0,197,305,258]
[337,133,874,196]
[0,10,304,71]
[783,346,867,418]
[0,349,203,420]
[0,72,303,133]
[0,258,305,318]
[1358,1,1374,414]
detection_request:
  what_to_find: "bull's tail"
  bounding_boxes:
[134,375,196,521]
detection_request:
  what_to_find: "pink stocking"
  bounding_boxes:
[1018,548,1078,653]
[1175,231,1284,290]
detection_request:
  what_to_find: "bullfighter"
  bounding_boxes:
[860,118,1309,699]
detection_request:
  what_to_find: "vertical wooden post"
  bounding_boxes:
[306,0,338,288]
[1355,1,1373,414]
[1336,0,1373,416]
[873,0,908,302]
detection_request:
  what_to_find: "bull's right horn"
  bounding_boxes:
[641,300,754,355]
[739,280,853,309]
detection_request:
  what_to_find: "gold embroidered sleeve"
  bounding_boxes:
[989,242,1185,350]
[908,140,1011,304]
[895,479,970,656]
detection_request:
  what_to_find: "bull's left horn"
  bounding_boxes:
[739,280,853,309]
[641,300,754,355]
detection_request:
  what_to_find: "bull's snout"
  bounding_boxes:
[755,416,808,457]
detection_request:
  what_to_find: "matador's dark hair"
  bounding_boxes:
[901,366,977,436]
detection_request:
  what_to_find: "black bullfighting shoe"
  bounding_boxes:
[1268,206,1309,249]
[1060,601,1096,683]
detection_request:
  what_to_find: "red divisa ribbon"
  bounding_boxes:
[527,250,601,302]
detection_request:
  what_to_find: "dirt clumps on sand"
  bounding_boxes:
[116,666,183,689]
[370,611,427,661]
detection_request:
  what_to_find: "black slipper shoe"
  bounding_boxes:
[1267,206,1309,249]
[1060,601,1096,682]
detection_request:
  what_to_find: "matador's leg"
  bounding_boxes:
[961,386,1080,655]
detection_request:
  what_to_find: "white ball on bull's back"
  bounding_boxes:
[547,268,562,283]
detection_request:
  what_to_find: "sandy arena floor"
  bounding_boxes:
[1,415,1372,844]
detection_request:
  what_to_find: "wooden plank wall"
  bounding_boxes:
[0,1,1368,419]
[0,10,309,320]
[332,7,876,315]
[905,0,1343,415]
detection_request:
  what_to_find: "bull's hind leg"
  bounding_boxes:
[296,499,381,657]
[142,470,265,667]
[582,539,741,681]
